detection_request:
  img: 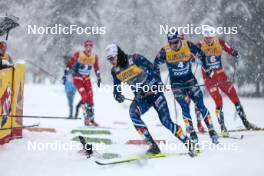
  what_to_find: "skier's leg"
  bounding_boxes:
[217,72,255,129]
[195,104,206,133]
[67,92,74,118]
[188,86,219,144]
[173,89,198,143]
[73,76,86,103]
[218,72,240,105]
[74,100,82,119]
[152,93,189,143]
[203,72,225,127]
[150,93,197,156]
[73,76,94,125]
[83,77,98,126]
[186,95,205,133]
[129,99,160,154]
[83,76,94,105]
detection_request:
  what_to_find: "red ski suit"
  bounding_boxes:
[197,37,239,109]
[67,50,100,105]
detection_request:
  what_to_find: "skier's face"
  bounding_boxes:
[84,44,93,54]
[108,56,118,66]
[205,37,214,45]
[169,39,181,51]
[0,48,5,55]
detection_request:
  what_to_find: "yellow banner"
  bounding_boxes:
[0,64,25,144]
[0,68,13,144]
[11,64,25,138]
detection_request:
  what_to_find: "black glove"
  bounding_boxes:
[97,78,101,88]
[206,69,214,79]
[62,75,66,85]
[114,93,125,103]
[232,50,240,64]
[231,50,239,58]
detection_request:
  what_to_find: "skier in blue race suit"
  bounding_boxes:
[106,43,197,156]
[63,71,76,118]
[154,32,219,144]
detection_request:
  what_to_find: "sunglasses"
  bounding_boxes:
[169,39,180,45]
[107,56,115,62]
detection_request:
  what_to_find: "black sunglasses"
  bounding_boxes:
[107,56,115,61]
[169,39,180,45]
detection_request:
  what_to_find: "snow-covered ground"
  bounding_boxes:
[1,84,264,176]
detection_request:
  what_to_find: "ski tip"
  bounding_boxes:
[95,161,107,166]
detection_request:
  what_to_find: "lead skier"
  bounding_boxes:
[106,43,197,156]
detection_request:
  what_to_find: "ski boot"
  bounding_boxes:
[190,131,199,144]
[84,118,99,127]
[236,103,258,130]
[83,102,94,118]
[220,124,229,137]
[197,120,206,133]
[146,142,161,155]
[79,136,93,158]
[185,138,199,157]
[209,129,219,144]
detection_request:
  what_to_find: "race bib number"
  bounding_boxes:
[116,65,143,83]
[78,55,95,65]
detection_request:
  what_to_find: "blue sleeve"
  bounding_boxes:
[187,41,208,70]
[153,48,166,77]
[134,54,162,82]
[111,69,122,96]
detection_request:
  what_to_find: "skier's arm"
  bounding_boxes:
[63,52,79,84]
[153,48,166,77]
[93,54,101,79]
[111,69,124,103]
[188,41,207,66]
[134,54,163,83]
[67,52,79,69]
[219,38,234,55]
[219,38,240,59]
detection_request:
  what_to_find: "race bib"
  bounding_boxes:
[116,65,143,83]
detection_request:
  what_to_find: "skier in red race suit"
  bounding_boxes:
[64,40,101,126]
[196,28,257,136]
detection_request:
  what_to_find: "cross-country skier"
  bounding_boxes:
[64,40,101,126]
[0,41,13,69]
[196,27,257,136]
[106,43,197,156]
[169,33,206,134]
[62,69,76,119]
[154,31,219,144]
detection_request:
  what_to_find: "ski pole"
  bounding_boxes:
[124,97,133,101]
[0,123,40,131]
[0,114,81,120]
